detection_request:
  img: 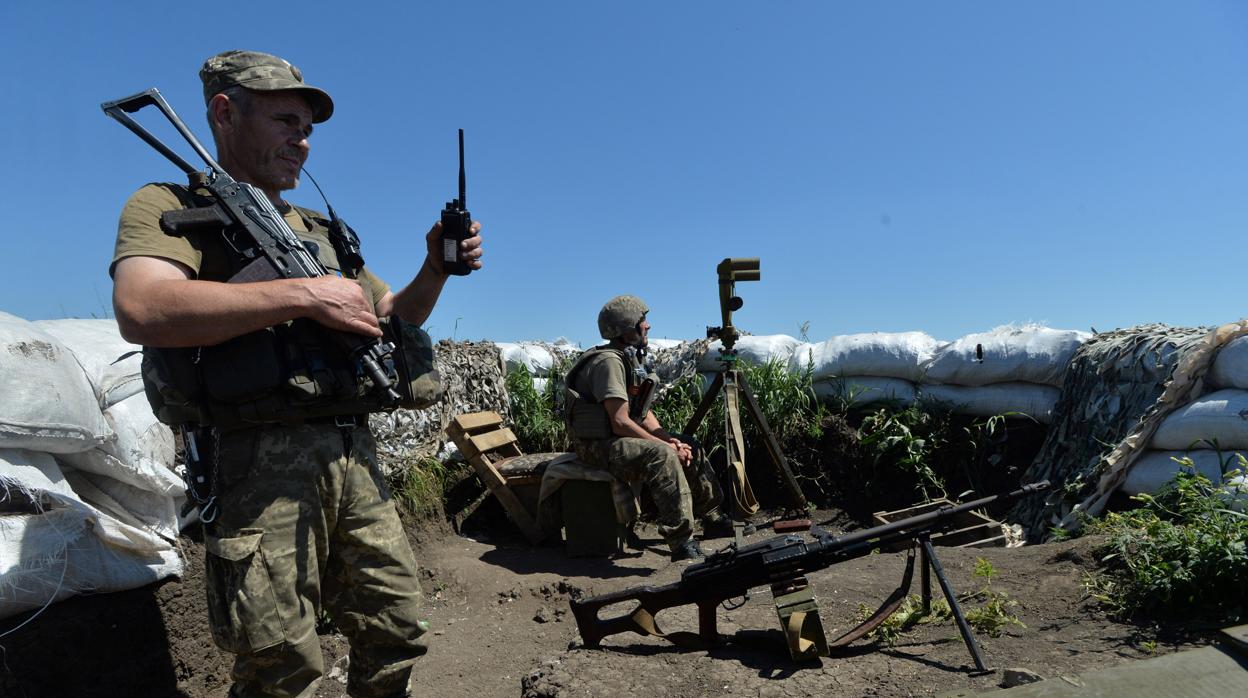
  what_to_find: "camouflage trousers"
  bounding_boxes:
[573,434,724,550]
[204,422,428,698]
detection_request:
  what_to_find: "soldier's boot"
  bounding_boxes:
[670,539,706,562]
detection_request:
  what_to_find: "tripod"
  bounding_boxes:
[683,258,809,519]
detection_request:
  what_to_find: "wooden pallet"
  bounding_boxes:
[873,498,1007,548]
[445,411,546,544]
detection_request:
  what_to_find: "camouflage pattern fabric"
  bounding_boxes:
[574,434,726,551]
[205,423,428,698]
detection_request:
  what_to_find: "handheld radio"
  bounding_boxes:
[439,129,473,276]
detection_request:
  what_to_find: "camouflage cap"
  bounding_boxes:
[200,50,334,123]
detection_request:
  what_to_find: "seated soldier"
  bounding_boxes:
[564,295,730,561]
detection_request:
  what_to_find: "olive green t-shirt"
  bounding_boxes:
[574,349,631,404]
[111,183,390,307]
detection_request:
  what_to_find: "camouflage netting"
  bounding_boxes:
[370,340,510,477]
[369,338,711,477]
[1013,321,1248,539]
[648,338,712,402]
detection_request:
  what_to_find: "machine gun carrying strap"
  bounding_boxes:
[723,382,760,517]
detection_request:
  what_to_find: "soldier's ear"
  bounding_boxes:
[208,93,236,134]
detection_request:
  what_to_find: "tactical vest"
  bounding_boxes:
[140,183,442,429]
[564,345,658,441]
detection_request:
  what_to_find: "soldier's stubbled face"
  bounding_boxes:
[219,91,313,198]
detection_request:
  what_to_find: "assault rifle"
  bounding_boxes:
[100,88,400,403]
[571,480,1049,671]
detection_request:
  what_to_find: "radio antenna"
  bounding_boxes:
[457,128,467,209]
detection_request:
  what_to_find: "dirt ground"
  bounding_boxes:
[0,497,1216,698]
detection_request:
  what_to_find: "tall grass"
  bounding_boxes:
[505,363,569,454]
[505,353,1023,512]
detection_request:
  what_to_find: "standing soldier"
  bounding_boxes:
[564,295,730,561]
[109,50,483,697]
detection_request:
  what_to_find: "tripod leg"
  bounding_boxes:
[921,542,932,613]
[921,538,989,673]
[682,371,724,436]
[737,373,809,511]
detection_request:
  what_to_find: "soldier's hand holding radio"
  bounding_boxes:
[424,219,484,276]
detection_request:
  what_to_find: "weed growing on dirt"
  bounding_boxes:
[858,595,952,647]
[505,364,569,453]
[391,455,451,518]
[1083,456,1248,623]
[961,558,1025,637]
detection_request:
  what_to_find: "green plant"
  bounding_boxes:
[505,363,569,453]
[1084,458,1248,623]
[391,455,450,518]
[857,594,951,646]
[959,557,1025,638]
[315,607,337,635]
[857,403,952,501]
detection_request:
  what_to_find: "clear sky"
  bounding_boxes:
[2,1,1245,348]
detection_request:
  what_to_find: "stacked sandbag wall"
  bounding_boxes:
[1122,336,1248,498]
[1,313,182,621]
[917,326,1089,424]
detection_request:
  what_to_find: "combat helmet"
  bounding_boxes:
[598,295,649,340]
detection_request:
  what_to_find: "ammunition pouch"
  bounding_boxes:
[142,316,442,428]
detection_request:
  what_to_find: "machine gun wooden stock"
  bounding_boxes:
[570,480,1049,671]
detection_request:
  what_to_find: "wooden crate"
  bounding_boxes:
[445,411,545,544]
[872,498,1007,548]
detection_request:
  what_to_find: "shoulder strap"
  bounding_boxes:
[292,204,365,279]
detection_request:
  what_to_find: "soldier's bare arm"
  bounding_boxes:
[113,255,382,347]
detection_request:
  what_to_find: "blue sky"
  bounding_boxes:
[2,1,1245,348]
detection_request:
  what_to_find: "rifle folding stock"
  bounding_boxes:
[570,481,1050,653]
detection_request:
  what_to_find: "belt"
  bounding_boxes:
[304,414,369,428]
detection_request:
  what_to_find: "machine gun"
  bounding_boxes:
[570,480,1049,671]
[100,87,400,404]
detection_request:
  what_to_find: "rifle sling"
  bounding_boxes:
[827,542,918,650]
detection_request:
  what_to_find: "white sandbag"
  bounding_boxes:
[700,334,802,371]
[791,332,941,382]
[58,392,181,497]
[0,312,113,453]
[923,325,1089,388]
[33,318,144,409]
[647,338,684,350]
[0,448,182,619]
[919,382,1060,423]
[1209,336,1248,390]
[1151,388,1248,450]
[1120,449,1246,496]
[496,342,556,377]
[0,509,182,621]
[61,467,179,542]
[0,449,167,552]
[813,377,917,406]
